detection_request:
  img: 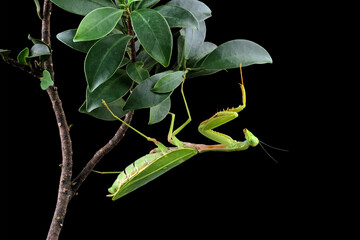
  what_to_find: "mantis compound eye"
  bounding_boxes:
[243,129,259,147]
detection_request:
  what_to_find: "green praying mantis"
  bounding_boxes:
[97,66,282,200]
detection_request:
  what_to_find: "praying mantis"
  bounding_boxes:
[98,66,266,201]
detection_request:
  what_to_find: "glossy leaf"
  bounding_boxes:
[86,70,132,112]
[154,5,198,29]
[152,71,185,93]
[187,41,217,67]
[186,42,220,78]
[136,50,158,72]
[187,69,219,79]
[126,62,150,84]
[40,70,54,90]
[126,0,141,5]
[176,35,186,69]
[56,29,97,53]
[33,0,42,19]
[17,47,30,66]
[124,71,173,111]
[50,0,115,16]
[167,0,211,21]
[134,0,160,9]
[180,20,206,60]
[79,98,129,121]
[28,35,51,52]
[131,9,173,67]
[0,49,10,61]
[27,43,51,58]
[74,7,124,42]
[149,97,171,125]
[85,34,132,91]
[201,40,273,70]
[27,34,42,45]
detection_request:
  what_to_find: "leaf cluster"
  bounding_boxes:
[1,34,54,90]
[6,0,273,123]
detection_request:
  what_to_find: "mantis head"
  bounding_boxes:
[243,129,259,147]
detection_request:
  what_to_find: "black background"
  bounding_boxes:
[1,1,326,239]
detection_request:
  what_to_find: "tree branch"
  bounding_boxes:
[72,111,134,192]
[42,1,74,240]
[3,57,42,78]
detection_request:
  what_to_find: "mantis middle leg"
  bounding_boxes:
[167,77,192,147]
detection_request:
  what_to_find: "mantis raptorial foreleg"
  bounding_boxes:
[197,64,259,149]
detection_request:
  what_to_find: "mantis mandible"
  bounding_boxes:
[99,66,262,200]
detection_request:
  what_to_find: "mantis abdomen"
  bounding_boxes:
[108,148,197,200]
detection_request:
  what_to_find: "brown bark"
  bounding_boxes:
[41,2,73,240]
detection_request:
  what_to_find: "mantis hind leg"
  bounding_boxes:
[167,78,192,147]
[198,65,246,147]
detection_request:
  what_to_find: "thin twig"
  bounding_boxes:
[3,57,42,78]
[72,111,134,192]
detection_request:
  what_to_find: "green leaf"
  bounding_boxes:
[176,35,186,69]
[124,71,173,110]
[186,42,220,78]
[17,47,30,66]
[126,0,142,6]
[131,9,173,67]
[149,97,171,125]
[33,0,42,19]
[85,34,132,91]
[27,43,51,58]
[152,71,185,93]
[28,34,43,44]
[134,0,160,9]
[50,0,115,16]
[201,40,273,70]
[187,69,219,79]
[56,29,97,53]
[180,20,206,61]
[154,5,198,29]
[0,49,10,61]
[126,62,150,84]
[187,41,217,67]
[40,70,54,90]
[28,34,52,52]
[79,98,129,121]
[74,7,124,42]
[86,69,132,112]
[136,50,158,72]
[167,0,211,21]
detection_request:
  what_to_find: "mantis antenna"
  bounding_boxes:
[258,140,288,163]
[259,141,288,152]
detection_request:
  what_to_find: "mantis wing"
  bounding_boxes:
[109,148,197,200]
